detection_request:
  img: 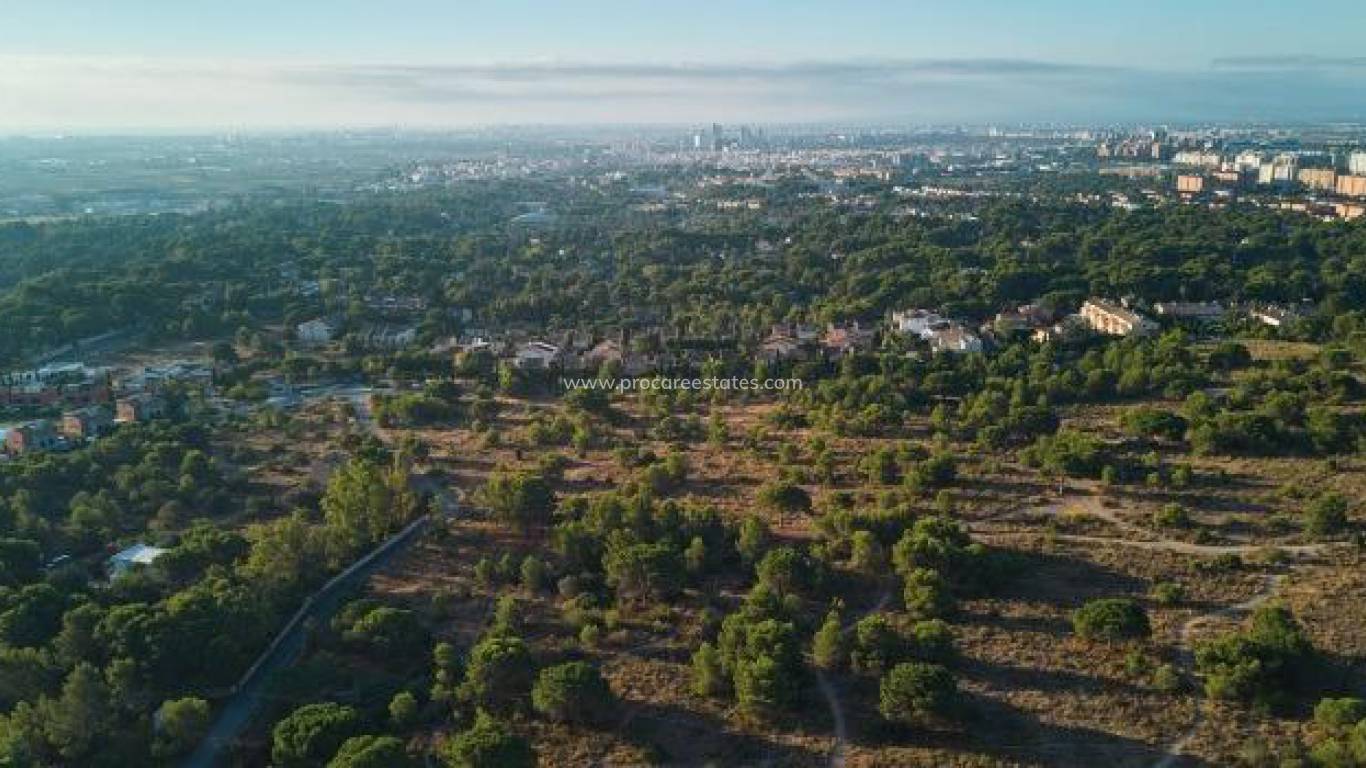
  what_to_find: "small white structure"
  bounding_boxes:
[296,318,338,346]
[513,341,563,370]
[890,309,948,338]
[108,543,167,579]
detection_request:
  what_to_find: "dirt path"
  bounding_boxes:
[1151,574,1285,768]
[972,488,1332,558]
[815,590,892,767]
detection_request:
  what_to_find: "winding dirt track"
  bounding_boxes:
[1151,574,1285,768]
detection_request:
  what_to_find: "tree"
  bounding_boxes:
[603,539,682,605]
[482,472,555,532]
[736,516,770,565]
[1196,603,1314,708]
[1072,598,1151,642]
[734,653,795,720]
[684,536,708,576]
[271,703,360,768]
[442,710,534,768]
[531,661,615,724]
[463,634,534,712]
[321,459,419,562]
[903,568,954,620]
[0,539,40,587]
[1306,493,1350,538]
[328,735,412,768]
[755,546,806,597]
[878,662,959,725]
[812,610,845,671]
[43,663,111,762]
[850,614,903,675]
[153,697,211,757]
[692,642,726,697]
[849,531,887,576]
[388,691,419,730]
[757,480,811,523]
[518,556,546,592]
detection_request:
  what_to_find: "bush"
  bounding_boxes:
[388,691,419,729]
[442,710,534,768]
[1306,494,1350,538]
[1195,603,1314,708]
[463,634,534,712]
[271,703,361,768]
[1150,582,1185,606]
[1152,504,1191,528]
[878,662,959,725]
[1314,697,1366,729]
[327,735,412,768]
[531,662,615,724]
[1072,598,1151,642]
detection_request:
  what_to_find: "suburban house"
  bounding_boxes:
[107,543,167,579]
[928,326,984,354]
[61,405,114,440]
[296,317,339,346]
[5,420,60,455]
[991,304,1055,335]
[116,393,167,424]
[890,309,949,337]
[820,322,877,356]
[1079,299,1157,337]
[513,341,564,370]
[758,335,807,364]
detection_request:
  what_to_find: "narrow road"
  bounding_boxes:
[182,512,432,768]
[1152,574,1285,768]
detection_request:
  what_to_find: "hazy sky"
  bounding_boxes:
[3,0,1365,131]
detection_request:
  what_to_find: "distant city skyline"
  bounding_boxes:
[3,1,1366,131]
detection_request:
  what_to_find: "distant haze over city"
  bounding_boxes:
[3,0,1366,131]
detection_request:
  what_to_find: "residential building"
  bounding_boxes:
[116,393,167,423]
[0,363,110,408]
[928,326,983,354]
[890,309,948,338]
[1176,175,1205,194]
[1336,175,1366,198]
[353,324,418,350]
[820,322,876,356]
[296,318,339,346]
[1079,299,1157,337]
[61,405,113,440]
[1153,301,1224,321]
[1349,151,1366,176]
[1298,168,1337,192]
[5,420,60,455]
[991,304,1054,335]
[1249,304,1300,328]
[513,341,563,370]
[108,543,167,579]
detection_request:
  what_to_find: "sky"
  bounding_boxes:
[2,0,1365,131]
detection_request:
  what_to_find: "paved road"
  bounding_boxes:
[182,512,433,768]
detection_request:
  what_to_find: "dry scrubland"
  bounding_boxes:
[234,368,1365,768]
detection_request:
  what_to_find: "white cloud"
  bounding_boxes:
[1,55,1362,132]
